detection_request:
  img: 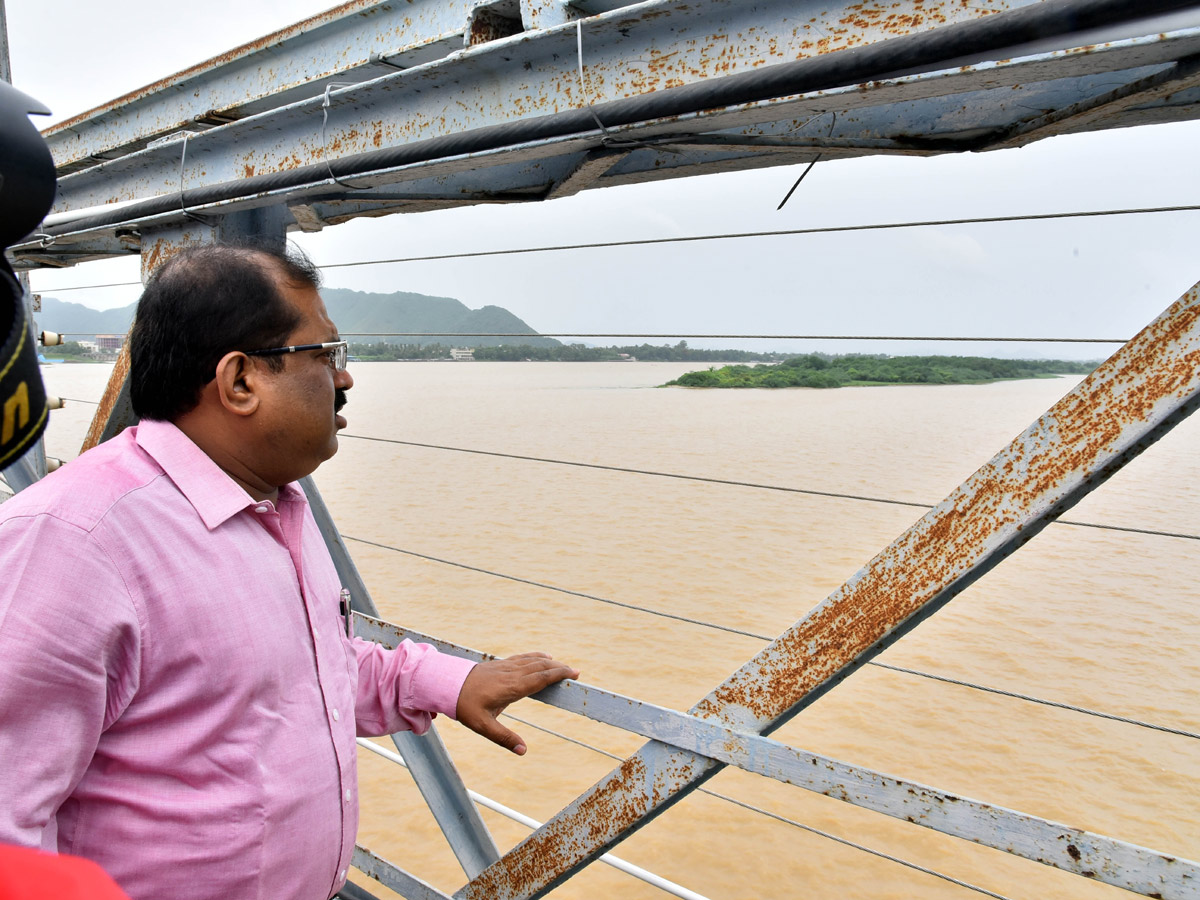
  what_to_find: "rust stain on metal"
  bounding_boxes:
[468,8,523,47]
[81,342,133,453]
[694,285,1200,727]
[462,755,654,898]
[45,0,381,137]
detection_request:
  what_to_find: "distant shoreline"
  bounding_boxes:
[663,355,1097,389]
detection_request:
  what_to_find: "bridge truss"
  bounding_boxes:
[6,1,1200,898]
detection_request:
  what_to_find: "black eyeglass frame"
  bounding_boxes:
[245,340,348,371]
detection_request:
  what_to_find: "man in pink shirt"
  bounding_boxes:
[0,244,578,899]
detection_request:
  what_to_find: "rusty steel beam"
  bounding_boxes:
[41,1,1200,216]
[19,27,1200,269]
[14,8,1200,269]
[355,614,1200,896]
[452,280,1200,900]
[45,0,647,176]
[80,342,134,453]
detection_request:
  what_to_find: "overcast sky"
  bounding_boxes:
[6,0,1200,358]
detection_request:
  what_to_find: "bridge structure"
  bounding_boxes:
[5,1,1200,898]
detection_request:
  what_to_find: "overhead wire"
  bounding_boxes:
[346,332,1125,342]
[501,712,1015,900]
[26,201,1200,295]
[36,397,1198,733]
[317,203,1200,270]
[340,534,1200,743]
[40,331,1130,342]
[339,434,1200,543]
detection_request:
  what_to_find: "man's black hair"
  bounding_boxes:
[130,242,322,421]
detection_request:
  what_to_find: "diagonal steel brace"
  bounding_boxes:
[456,281,1200,900]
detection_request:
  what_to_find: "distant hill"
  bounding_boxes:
[322,288,559,349]
[35,288,559,349]
[37,296,135,340]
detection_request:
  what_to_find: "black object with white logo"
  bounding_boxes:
[0,81,55,468]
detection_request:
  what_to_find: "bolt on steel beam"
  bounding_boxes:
[452,277,1200,899]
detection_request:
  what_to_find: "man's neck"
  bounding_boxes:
[172,414,279,503]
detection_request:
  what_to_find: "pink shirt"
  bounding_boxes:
[0,420,475,899]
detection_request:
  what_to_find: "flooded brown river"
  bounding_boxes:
[35,361,1200,900]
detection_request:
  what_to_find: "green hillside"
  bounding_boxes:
[35,288,559,350]
[321,288,559,348]
[37,297,135,339]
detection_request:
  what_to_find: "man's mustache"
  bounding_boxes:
[334,389,348,413]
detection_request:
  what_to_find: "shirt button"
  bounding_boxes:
[313,628,320,639]
[339,870,346,881]
[344,789,351,803]
[332,708,340,722]
[254,505,268,513]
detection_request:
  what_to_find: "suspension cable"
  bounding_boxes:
[501,713,1015,900]
[43,330,1126,342]
[317,203,1200,271]
[340,434,1200,543]
[341,534,1200,743]
[27,202,1200,295]
[348,332,1125,342]
[343,535,765,637]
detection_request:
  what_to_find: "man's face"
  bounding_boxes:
[254,278,353,485]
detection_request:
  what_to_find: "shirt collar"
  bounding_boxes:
[134,419,306,530]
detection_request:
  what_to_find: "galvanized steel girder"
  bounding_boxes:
[40,1,1200,217]
[43,0,641,175]
[355,614,1200,896]
[352,845,454,900]
[23,37,1200,267]
[447,281,1200,899]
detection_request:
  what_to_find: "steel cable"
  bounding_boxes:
[501,713,1016,900]
[341,534,1200,742]
[47,408,1197,737]
[42,331,1129,342]
[28,203,1200,295]
[318,204,1200,272]
[340,434,1200,543]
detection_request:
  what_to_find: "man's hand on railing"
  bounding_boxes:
[456,653,580,755]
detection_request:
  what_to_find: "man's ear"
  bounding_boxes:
[213,351,261,417]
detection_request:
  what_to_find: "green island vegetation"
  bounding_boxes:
[473,340,781,362]
[666,354,1097,389]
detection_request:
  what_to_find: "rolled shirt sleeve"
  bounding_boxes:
[352,636,476,738]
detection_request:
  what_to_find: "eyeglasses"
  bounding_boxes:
[246,340,348,371]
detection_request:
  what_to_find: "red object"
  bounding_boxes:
[0,845,130,899]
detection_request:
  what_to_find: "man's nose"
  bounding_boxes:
[336,366,354,391]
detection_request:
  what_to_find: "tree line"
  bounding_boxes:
[348,340,788,362]
[666,354,1098,389]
